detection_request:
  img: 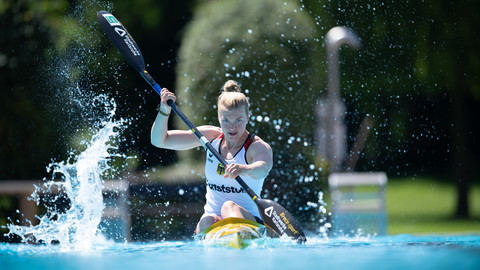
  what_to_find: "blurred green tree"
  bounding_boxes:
[0,0,68,178]
[412,0,480,218]
[175,0,325,226]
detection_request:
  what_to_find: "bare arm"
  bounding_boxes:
[151,122,221,150]
[151,88,221,150]
[224,138,273,180]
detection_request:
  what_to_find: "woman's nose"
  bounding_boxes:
[226,123,237,129]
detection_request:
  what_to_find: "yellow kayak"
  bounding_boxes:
[196,217,265,249]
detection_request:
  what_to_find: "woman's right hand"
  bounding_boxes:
[160,88,176,114]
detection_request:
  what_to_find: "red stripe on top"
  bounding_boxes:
[243,133,254,151]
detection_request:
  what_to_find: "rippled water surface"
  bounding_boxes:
[2,235,479,270]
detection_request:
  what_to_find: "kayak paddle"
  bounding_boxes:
[97,10,307,243]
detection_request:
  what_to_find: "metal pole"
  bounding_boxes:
[326,26,361,100]
[322,26,361,172]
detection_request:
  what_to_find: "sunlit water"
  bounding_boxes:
[1,235,479,270]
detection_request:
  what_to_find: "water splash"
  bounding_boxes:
[2,0,131,250]
[6,100,124,250]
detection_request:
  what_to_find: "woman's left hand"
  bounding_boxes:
[224,163,248,179]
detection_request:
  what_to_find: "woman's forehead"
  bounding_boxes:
[218,107,247,118]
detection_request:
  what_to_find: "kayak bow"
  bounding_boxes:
[196,217,265,249]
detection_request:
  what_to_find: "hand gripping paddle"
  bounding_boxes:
[97,10,306,243]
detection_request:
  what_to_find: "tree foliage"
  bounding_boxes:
[175,0,325,224]
[0,0,68,178]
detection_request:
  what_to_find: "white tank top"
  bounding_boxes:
[203,133,265,218]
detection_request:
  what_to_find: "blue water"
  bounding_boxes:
[1,235,479,270]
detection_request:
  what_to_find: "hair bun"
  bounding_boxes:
[222,80,241,93]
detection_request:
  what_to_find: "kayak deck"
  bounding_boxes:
[196,217,266,249]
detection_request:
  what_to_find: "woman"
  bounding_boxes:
[151,80,273,234]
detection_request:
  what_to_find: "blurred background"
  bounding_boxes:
[1,0,479,241]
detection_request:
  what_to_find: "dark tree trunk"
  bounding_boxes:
[449,0,473,218]
[450,86,471,219]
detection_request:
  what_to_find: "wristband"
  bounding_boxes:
[156,104,170,116]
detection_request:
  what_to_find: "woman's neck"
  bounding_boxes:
[224,131,249,150]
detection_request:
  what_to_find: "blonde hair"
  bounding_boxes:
[217,80,250,115]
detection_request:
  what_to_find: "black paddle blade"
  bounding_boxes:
[256,198,307,243]
[97,11,146,73]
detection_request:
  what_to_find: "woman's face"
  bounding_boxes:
[218,107,249,141]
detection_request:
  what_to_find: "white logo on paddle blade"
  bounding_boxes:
[114,27,126,37]
[264,206,274,217]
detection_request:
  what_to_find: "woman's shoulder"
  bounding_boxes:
[249,133,266,143]
[197,125,222,141]
[245,133,273,165]
[248,134,272,152]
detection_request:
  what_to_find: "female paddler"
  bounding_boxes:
[151,80,273,234]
